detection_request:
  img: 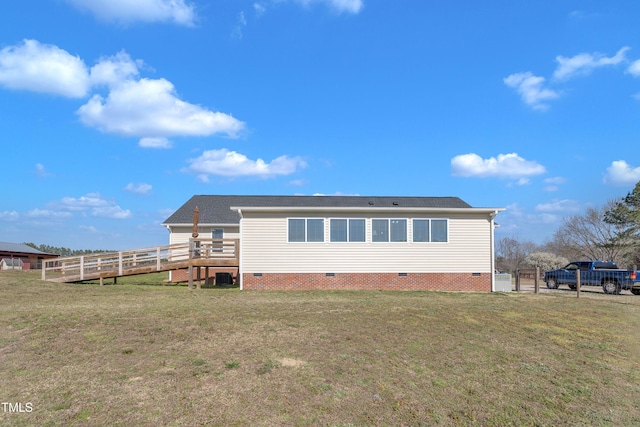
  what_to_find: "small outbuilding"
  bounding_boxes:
[163,195,504,291]
[0,242,59,270]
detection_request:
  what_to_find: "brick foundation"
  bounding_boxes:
[242,272,491,291]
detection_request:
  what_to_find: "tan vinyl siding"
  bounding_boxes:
[240,211,492,273]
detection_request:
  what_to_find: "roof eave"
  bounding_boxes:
[230,206,505,214]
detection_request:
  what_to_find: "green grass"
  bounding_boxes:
[1,270,640,426]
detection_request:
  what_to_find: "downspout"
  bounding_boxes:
[237,209,243,291]
[489,211,498,292]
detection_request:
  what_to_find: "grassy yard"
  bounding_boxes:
[1,270,639,426]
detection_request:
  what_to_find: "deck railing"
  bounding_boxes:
[42,238,239,283]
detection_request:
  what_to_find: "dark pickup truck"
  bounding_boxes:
[543,260,640,295]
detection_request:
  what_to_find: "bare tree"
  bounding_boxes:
[548,201,629,265]
[496,237,537,273]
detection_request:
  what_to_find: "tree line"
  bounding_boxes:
[497,181,640,273]
[22,243,116,257]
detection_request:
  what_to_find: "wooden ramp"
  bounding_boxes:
[42,239,239,287]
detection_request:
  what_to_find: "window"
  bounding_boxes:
[288,218,324,242]
[412,219,448,242]
[390,219,407,242]
[288,219,306,242]
[349,219,366,242]
[373,219,407,242]
[330,219,347,242]
[413,219,429,242]
[372,219,388,242]
[211,228,223,252]
[307,219,324,242]
[431,219,447,242]
[331,219,366,242]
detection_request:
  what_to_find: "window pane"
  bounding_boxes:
[330,219,347,242]
[349,219,366,242]
[307,219,324,242]
[288,219,305,242]
[431,219,448,242]
[372,219,388,242]
[390,219,407,242]
[211,228,223,239]
[413,219,429,242]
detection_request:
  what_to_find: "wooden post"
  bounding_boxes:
[197,267,201,290]
[576,268,581,298]
[188,265,193,290]
[80,256,85,281]
[534,266,539,294]
[515,269,520,292]
[100,277,104,286]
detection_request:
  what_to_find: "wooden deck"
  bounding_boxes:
[42,239,239,288]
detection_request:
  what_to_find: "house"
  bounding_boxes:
[0,242,59,270]
[162,195,505,291]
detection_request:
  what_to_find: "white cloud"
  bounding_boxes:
[92,205,132,219]
[77,78,245,139]
[628,59,640,77]
[553,47,629,80]
[232,11,248,40]
[295,0,363,14]
[535,199,581,213]
[544,176,566,185]
[254,2,267,17]
[503,72,559,110]
[543,176,566,192]
[183,148,307,181]
[0,211,19,221]
[35,163,53,178]
[451,153,546,179]
[79,225,99,233]
[124,182,153,195]
[603,160,640,186]
[54,193,131,219]
[66,0,196,26]
[25,209,72,219]
[59,193,110,211]
[0,40,243,146]
[0,39,89,98]
[139,137,172,148]
[89,51,141,88]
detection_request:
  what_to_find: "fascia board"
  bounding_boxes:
[230,206,505,214]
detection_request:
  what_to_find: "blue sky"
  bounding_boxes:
[1,0,640,250]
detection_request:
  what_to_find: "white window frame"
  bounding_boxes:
[372,219,408,243]
[330,218,366,243]
[411,218,449,243]
[287,218,325,243]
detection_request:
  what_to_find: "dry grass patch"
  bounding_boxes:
[1,270,640,426]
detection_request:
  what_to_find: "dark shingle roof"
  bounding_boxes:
[0,242,52,255]
[163,195,474,225]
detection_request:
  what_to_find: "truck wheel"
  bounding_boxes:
[546,278,558,289]
[602,281,621,295]
[568,284,576,290]
[631,289,640,296]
